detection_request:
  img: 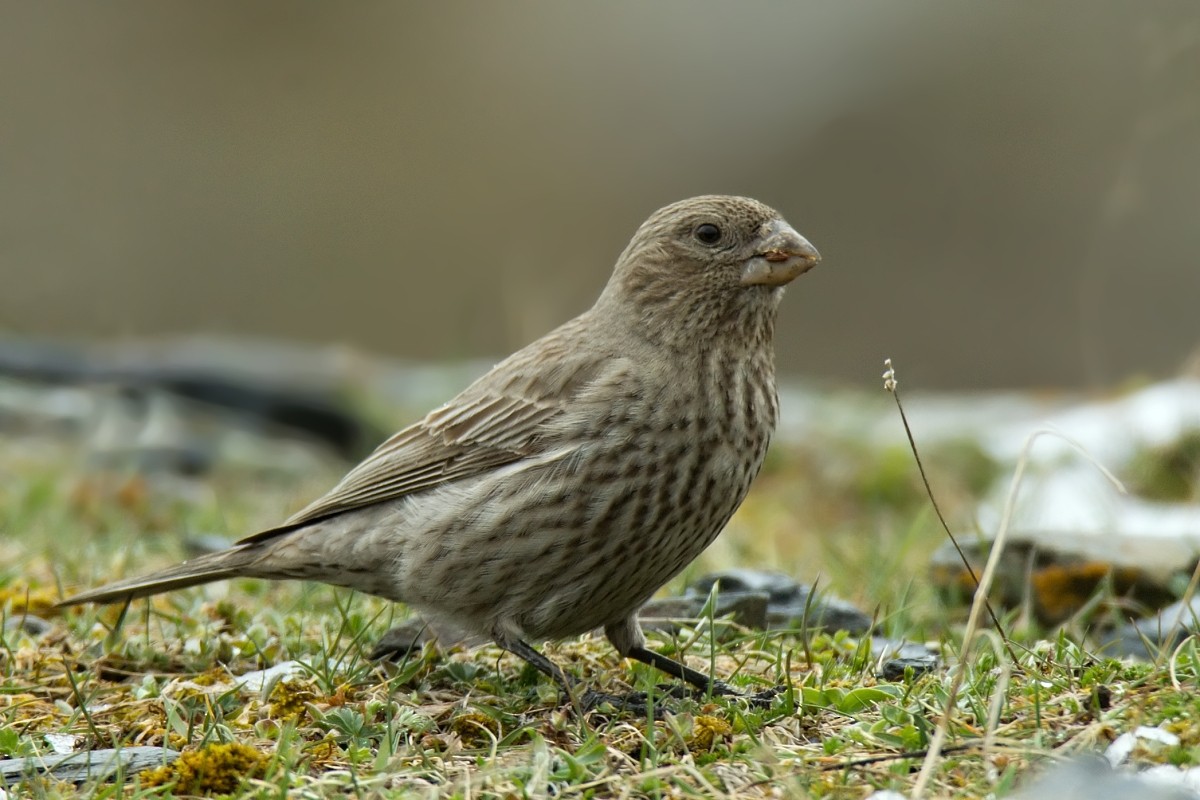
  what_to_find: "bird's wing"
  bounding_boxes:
[238,395,563,544]
[238,341,623,544]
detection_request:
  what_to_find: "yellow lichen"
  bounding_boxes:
[268,677,317,722]
[1031,562,1170,622]
[304,736,343,770]
[187,669,230,688]
[0,583,59,616]
[141,741,267,794]
[688,714,732,752]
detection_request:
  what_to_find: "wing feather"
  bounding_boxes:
[237,339,624,545]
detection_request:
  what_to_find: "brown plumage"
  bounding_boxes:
[58,195,820,698]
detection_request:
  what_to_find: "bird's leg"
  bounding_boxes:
[606,617,725,695]
[626,645,731,696]
[494,634,577,698]
[627,645,782,708]
[606,618,780,708]
[493,633,666,716]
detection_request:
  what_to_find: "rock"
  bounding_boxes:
[1010,757,1197,800]
[878,655,938,681]
[930,379,1200,627]
[0,335,383,463]
[369,570,876,662]
[1103,596,1200,659]
[688,569,801,600]
[3,615,52,637]
[637,592,770,632]
[0,746,179,785]
[873,638,940,680]
[930,535,1179,624]
[686,569,873,634]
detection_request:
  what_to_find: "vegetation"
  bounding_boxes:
[2,417,1195,798]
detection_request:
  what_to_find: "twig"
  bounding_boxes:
[882,359,1020,664]
[816,742,978,771]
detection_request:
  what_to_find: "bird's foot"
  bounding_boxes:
[742,685,786,709]
[699,681,785,709]
[568,681,788,718]
[577,688,666,718]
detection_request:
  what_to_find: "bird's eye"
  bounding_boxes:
[694,223,722,246]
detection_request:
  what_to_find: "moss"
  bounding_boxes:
[141,741,267,794]
[449,711,501,746]
[0,582,59,616]
[687,714,732,752]
[187,669,230,688]
[267,677,317,723]
[1128,429,1200,502]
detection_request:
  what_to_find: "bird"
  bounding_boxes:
[58,195,821,702]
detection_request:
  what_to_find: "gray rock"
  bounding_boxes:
[0,335,382,463]
[3,614,52,637]
[1103,596,1200,659]
[687,569,873,634]
[0,746,179,785]
[1010,757,1198,800]
[930,536,1177,624]
[637,592,770,632]
[873,638,941,680]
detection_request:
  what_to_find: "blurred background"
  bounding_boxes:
[2,1,1198,390]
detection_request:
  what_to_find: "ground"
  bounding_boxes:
[2,422,1198,798]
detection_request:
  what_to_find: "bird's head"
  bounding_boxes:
[596,195,820,344]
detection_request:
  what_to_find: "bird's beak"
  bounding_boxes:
[740,221,821,287]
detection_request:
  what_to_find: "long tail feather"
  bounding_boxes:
[57,546,261,606]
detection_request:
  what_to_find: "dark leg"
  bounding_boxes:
[627,646,732,695]
[627,646,780,708]
[494,634,576,698]
[494,634,667,716]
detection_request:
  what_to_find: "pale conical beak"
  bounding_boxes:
[740,221,821,287]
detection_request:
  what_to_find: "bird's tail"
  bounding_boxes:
[56,545,263,607]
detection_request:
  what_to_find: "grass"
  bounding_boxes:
[1,415,1197,798]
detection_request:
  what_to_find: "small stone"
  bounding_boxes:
[874,638,940,680]
[3,614,52,637]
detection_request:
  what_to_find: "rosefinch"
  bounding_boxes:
[58,195,820,700]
